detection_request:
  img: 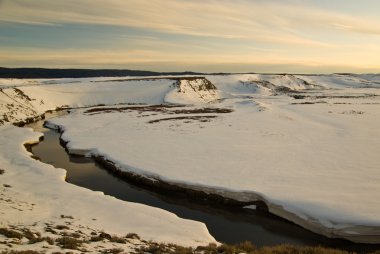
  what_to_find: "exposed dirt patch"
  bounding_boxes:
[148,115,218,124]
[0,224,143,253]
[13,88,34,102]
[2,223,359,254]
[171,108,233,114]
[174,77,217,92]
[13,114,45,127]
[291,101,327,105]
[275,86,299,94]
[293,94,378,100]
[84,104,184,115]
[341,110,365,115]
[0,228,24,239]
[84,105,233,117]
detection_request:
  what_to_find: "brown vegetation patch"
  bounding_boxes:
[13,88,34,102]
[84,105,233,117]
[126,233,140,240]
[84,104,184,115]
[13,114,45,127]
[55,236,83,250]
[174,77,217,92]
[133,241,359,254]
[55,225,70,230]
[102,248,124,254]
[0,228,24,239]
[109,235,127,244]
[0,169,4,175]
[148,115,217,124]
[293,94,378,100]
[171,108,233,114]
[342,110,365,115]
[1,251,43,254]
[275,86,299,94]
[60,215,74,219]
[291,101,327,105]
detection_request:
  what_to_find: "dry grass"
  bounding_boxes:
[148,115,217,124]
[60,214,74,219]
[84,104,181,114]
[84,104,232,116]
[55,236,83,250]
[109,235,127,244]
[126,233,140,240]
[55,225,70,230]
[0,228,24,239]
[102,248,124,254]
[132,241,372,254]
[1,226,379,254]
[1,251,42,254]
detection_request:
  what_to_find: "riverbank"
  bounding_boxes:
[0,123,216,254]
[1,74,380,252]
[46,92,380,244]
[27,111,380,253]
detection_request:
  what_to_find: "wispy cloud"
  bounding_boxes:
[3,0,378,47]
[1,0,380,72]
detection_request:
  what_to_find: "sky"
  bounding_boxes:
[1,0,380,73]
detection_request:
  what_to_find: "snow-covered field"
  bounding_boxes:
[1,73,380,248]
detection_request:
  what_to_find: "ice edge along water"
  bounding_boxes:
[1,74,380,244]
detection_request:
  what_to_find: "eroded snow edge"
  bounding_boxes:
[46,120,380,244]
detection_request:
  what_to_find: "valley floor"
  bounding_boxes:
[1,73,380,252]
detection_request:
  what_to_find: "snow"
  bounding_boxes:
[0,124,216,250]
[0,77,221,251]
[1,73,380,244]
[164,78,221,104]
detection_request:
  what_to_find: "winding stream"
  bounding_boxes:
[27,111,379,252]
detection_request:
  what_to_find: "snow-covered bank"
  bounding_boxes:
[1,74,380,245]
[46,97,380,244]
[0,124,216,251]
[0,77,220,252]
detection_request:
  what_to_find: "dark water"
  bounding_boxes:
[27,112,380,252]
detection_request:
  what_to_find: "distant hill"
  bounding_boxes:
[0,67,204,79]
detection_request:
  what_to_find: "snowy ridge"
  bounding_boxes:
[0,77,221,125]
[164,77,220,104]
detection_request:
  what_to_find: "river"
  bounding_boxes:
[26,111,379,252]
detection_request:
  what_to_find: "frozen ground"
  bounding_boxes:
[0,77,220,252]
[1,74,380,247]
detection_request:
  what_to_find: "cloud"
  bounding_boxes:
[3,0,378,47]
[1,0,380,72]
